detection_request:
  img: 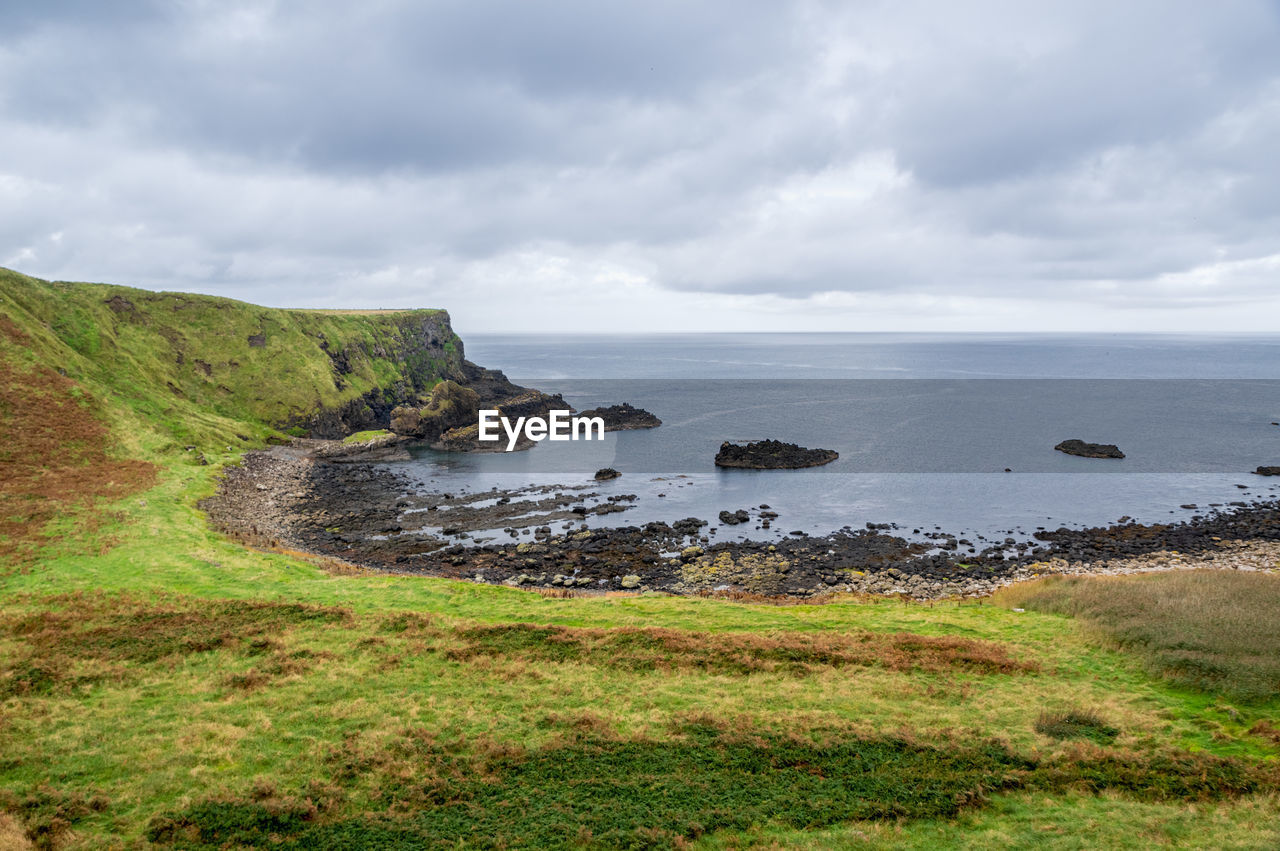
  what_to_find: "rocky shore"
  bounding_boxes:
[201,443,1280,601]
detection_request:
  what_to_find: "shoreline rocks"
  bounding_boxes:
[310,433,414,463]
[715,439,838,469]
[203,444,1280,603]
[1255,466,1280,476]
[1055,439,1125,459]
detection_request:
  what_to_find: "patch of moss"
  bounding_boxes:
[342,429,392,445]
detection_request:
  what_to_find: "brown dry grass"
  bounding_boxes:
[295,308,415,315]
[996,570,1280,702]
[0,785,110,850]
[1250,720,1280,745]
[0,593,350,697]
[445,622,1038,677]
[0,316,155,566]
[0,813,33,850]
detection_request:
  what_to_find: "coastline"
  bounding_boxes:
[202,443,1280,600]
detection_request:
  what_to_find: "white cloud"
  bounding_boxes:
[1,1,1279,330]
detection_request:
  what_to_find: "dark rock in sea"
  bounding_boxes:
[714,439,838,469]
[594,467,621,481]
[672,517,708,536]
[1054,439,1125,459]
[718,509,750,525]
[576,402,662,431]
[1255,466,1280,476]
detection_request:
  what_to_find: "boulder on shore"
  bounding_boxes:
[575,402,662,431]
[1055,439,1125,459]
[714,439,838,469]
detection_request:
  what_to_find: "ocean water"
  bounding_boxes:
[392,334,1280,543]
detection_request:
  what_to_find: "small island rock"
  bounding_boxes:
[1055,439,1125,459]
[715,439,839,469]
[576,402,662,431]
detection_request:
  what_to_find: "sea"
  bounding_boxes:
[393,334,1280,545]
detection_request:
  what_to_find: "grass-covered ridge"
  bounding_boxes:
[0,268,464,445]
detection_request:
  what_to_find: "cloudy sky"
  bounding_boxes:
[3,1,1280,333]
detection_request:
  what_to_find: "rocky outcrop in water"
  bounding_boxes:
[715,440,838,469]
[430,390,573,452]
[1055,439,1125,459]
[388,373,570,452]
[576,402,662,431]
[389,380,479,440]
[1255,466,1280,476]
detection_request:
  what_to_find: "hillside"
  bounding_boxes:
[0,268,467,445]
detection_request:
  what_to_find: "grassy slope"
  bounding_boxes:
[0,268,462,447]
[1,271,1279,848]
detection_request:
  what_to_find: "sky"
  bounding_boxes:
[2,1,1280,334]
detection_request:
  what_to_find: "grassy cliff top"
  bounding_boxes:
[0,268,464,448]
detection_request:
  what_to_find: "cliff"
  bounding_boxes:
[0,267,490,444]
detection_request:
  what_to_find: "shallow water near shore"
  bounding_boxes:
[393,334,1280,543]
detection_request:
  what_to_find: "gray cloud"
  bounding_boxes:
[2,0,1280,331]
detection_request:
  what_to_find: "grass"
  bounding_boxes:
[4,586,1279,848]
[1035,709,1120,745]
[141,723,1277,849]
[0,267,461,445]
[342,429,393,444]
[995,571,1280,703]
[0,314,157,565]
[445,622,1038,676]
[3,270,1280,847]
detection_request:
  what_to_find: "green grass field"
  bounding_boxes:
[2,272,1279,848]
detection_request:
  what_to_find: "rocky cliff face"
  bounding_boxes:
[282,311,470,438]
